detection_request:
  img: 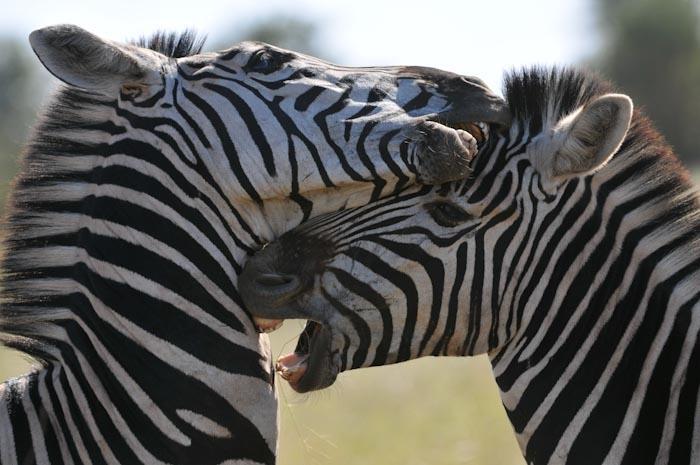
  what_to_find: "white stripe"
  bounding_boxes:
[36,370,75,465]
[176,409,231,439]
[0,382,18,465]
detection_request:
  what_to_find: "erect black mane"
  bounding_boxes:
[501,66,683,170]
[133,30,207,58]
[500,65,698,228]
[503,66,615,135]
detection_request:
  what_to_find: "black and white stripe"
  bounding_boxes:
[0,25,500,464]
[247,67,700,465]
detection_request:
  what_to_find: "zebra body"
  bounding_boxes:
[241,67,700,464]
[0,25,509,464]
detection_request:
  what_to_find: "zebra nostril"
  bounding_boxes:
[255,273,299,289]
[240,269,306,319]
[246,272,304,306]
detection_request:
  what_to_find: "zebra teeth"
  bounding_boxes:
[276,353,309,384]
[476,121,490,141]
[253,317,284,333]
[451,121,486,143]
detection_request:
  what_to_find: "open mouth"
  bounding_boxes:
[410,119,494,185]
[448,121,490,144]
[274,320,337,393]
[439,120,491,157]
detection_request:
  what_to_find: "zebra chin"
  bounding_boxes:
[275,320,340,393]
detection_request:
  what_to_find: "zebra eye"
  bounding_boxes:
[426,201,472,227]
[248,50,276,73]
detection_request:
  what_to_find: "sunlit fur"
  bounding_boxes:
[0,28,466,464]
[277,67,700,465]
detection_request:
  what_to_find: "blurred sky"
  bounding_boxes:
[1,0,596,93]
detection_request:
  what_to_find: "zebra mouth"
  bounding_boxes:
[412,120,490,184]
[447,121,489,144]
[276,320,338,393]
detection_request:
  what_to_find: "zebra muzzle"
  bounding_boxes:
[413,120,490,184]
[275,321,337,393]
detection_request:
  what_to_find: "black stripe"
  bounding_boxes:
[180,86,263,204]
[203,82,277,177]
[326,265,393,366]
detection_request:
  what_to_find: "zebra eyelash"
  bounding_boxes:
[425,201,473,227]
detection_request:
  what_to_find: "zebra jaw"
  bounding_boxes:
[450,121,489,144]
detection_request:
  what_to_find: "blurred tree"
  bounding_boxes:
[594,0,700,165]
[0,38,41,152]
[215,15,332,61]
[0,37,45,209]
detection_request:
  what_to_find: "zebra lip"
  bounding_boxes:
[252,316,284,333]
[277,321,336,393]
[276,353,308,385]
[436,120,490,144]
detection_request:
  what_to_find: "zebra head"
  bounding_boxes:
[28,25,510,235]
[240,67,642,393]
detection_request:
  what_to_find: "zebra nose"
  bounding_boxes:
[240,233,335,323]
[240,267,305,313]
[252,273,301,297]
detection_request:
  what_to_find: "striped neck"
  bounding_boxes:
[1,359,274,464]
[0,85,278,463]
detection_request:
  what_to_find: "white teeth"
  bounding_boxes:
[476,122,489,140]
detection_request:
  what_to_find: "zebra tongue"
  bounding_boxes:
[276,353,309,385]
[253,317,284,333]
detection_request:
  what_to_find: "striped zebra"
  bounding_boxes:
[241,67,700,465]
[0,24,510,465]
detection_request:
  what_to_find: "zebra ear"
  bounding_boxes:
[543,93,633,179]
[29,24,161,95]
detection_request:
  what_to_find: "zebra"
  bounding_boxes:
[240,67,700,465]
[0,24,511,465]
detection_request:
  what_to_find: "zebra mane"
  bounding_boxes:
[503,66,700,251]
[504,66,616,135]
[132,30,207,58]
[0,30,205,362]
[503,66,694,183]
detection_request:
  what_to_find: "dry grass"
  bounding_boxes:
[270,321,524,465]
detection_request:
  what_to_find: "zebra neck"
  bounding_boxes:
[490,205,700,464]
[0,366,107,465]
[0,336,277,463]
[1,219,278,460]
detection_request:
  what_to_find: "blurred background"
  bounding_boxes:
[1,0,699,463]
